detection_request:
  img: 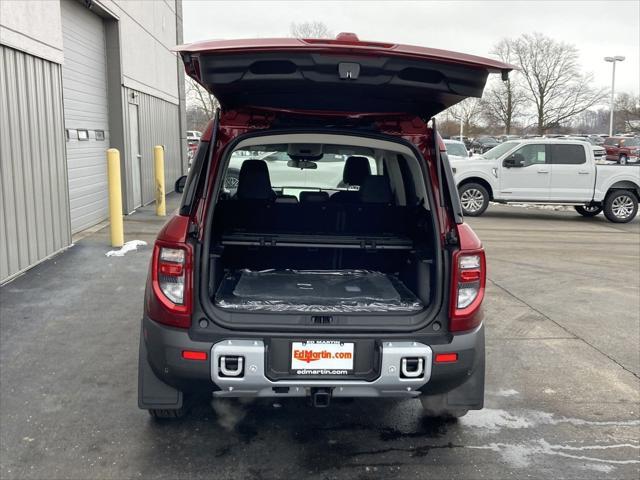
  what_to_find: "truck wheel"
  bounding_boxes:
[459,183,489,216]
[574,205,602,217]
[619,155,628,165]
[420,394,468,419]
[603,190,638,223]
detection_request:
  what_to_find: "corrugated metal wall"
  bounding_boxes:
[0,45,72,283]
[122,87,182,208]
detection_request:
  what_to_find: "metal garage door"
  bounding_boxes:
[61,0,110,233]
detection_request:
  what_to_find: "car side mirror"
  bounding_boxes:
[175,175,187,193]
[503,154,525,168]
[468,151,473,157]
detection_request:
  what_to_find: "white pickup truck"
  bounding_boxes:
[450,139,640,223]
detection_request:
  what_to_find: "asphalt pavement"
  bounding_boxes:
[1,198,638,479]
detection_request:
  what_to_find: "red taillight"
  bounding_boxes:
[450,249,486,332]
[149,241,193,328]
[182,350,207,361]
[435,353,458,363]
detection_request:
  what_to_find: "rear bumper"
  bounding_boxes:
[139,315,484,407]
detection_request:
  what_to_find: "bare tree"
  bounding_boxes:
[615,92,640,133]
[447,98,484,136]
[186,76,219,120]
[509,33,606,134]
[290,21,332,39]
[481,39,526,134]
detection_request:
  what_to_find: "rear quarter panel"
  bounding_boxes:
[593,166,640,201]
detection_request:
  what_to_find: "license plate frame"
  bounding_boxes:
[290,340,355,375]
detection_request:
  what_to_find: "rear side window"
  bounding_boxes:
[549,144,586,165]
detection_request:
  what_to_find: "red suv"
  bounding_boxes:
[604,136,640,165]
[138,33,512,420]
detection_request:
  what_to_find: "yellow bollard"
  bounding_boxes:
[106,148,124,247]
[154,145,166,216]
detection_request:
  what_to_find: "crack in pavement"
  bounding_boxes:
[488,278,640,381]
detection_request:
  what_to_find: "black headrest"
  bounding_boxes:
[300,191,330,203]
[343,156,371,185]
[236,160,274,201]
[275,194,298,204]
[360,176,393,204]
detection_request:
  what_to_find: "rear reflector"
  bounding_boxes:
[182,350,207,361]
[435,353,458,363]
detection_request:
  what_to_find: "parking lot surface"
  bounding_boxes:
[1,199,638,479]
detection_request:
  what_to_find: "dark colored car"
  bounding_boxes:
[604,137,640,165]
[470,136,500,154]
[138,33,513,420]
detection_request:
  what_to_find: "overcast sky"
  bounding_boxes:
[182,0,639,97]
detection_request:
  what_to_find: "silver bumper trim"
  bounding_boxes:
[210,339,432,398]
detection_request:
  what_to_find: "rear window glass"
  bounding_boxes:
[445,143,467,157]
[549,144,586,165]
[604,137,620,145]
[227,147,378,197]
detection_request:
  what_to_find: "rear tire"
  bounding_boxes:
[420,394,469,419]
[619,155,628,165]
[603,190,638,223]
[574,205,602,217]
[459,183,489,216]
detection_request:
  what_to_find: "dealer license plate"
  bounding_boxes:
[291,340,355,374]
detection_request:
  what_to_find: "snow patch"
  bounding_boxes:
[496,388,520,397]
[468,440,639,470]
[462,408,640,433]
[506,203,572,212]
[105,240,147,257]
[462,408,536,432]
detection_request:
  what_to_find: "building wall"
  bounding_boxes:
[0,45,72,282]
[122,88,183,206]
[0,0,185,283]
[98,0,186,212]
[108,0,181,104]
[0,0,64,63]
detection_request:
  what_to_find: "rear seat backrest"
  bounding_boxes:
[343,175,407,235]
[359,176,393,204]
[300,191,329,203]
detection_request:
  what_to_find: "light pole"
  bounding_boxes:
[604,56,625,137]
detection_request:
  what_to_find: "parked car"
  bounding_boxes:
[604,136,640,165]
[497,135,520,142]
[449,139,640,222]
[187,130,202,141]
[138,33,514,420]
[443,139,471,160]
[469,136,500,154]
[575,134,605,146]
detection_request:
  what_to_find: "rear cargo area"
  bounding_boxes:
[204,135,438,324]
[215,269,423,313]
